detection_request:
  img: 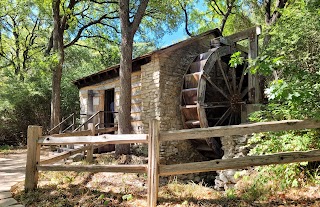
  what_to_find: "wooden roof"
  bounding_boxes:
[73,28,221,89]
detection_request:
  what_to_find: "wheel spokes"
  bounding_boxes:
[215,108,231,126]
[203,72,230,100]
[238,62,248,93]
[217,59,233,95]
[231,68,237,93]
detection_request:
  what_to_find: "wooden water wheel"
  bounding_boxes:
[180,44,249,159]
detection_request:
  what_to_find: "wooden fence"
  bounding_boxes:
[26,119,320,207]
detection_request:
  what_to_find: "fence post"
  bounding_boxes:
[147,120,160,207]
[86,121,95,163]
[25,125,42,192]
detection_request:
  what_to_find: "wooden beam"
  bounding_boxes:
[38,134,148,145]
[25,126,42,192]
[86,123,95,163]
[226,26,261,42]
[248,25,261,103]
[37,164,148,173]
[159,149,320,176]
[40,145,91,165]
[160,119,320,142]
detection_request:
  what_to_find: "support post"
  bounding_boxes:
[86,121,95,163]
[147,120,160,207]
[25,126,42,192]
[248,26,262,104]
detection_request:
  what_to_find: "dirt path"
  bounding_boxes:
[0,152,26,207]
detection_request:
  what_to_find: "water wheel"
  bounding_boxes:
[180,44,249,159]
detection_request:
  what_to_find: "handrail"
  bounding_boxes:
[48,113,75,134]
[75,111,118,132]
[73,111,101,132]
[62,123,75,133]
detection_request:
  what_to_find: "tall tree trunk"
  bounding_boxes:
[50,0,64,133]
[116,0,149,155]
[116,0,132,155]
[116,32,133,154]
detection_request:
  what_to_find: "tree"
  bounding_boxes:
[116,0,149,155]
[263,0,288,46]
[247,0,320,188]
[44,0,120,131]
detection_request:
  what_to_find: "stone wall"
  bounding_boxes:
[79,71,143,133]
[140,55,161,132]
[214,135,251,190]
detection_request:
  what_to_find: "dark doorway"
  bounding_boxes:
[104,89,115,127]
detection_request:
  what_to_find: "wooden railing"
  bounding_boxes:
[48,113,76,134]
[26,119,320,207]
[74,111,117,132]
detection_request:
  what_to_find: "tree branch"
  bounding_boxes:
[64,14,112,48]
[179,1,193,37]
[211,0,225,16]
[131,0,149,35]
[220,0,235,33]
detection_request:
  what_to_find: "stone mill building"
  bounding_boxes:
[73,27,262,189]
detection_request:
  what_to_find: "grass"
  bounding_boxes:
[10,153,320,206]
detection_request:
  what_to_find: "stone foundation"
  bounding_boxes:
[214,135,251,191]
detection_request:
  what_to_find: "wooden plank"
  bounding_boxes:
[159,149,320,176]
[37,164,148,173]
[147,120,160,207]
[160,119,320,142]
[226,26,261,42]
[182,88,198,105]
[40,145,91,165]
[184,72,200,89]
[181,105,199,121]
[38,134,148,145]
[25,126,42,192]
[190,59,207,73]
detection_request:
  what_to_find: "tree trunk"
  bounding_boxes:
[116,0,149,155]
[116,32,133,155]
[116,0,132,155]
[50,63,62,132]
[50,0,64,133]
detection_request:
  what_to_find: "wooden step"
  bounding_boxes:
[198,51,213,61]
[182,88,197,105]
[184,72,201,88]
[185,120,200,128]
[189,59,207,73]
[181,105,199,121]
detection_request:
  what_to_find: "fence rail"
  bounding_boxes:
[25,119,320,207]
